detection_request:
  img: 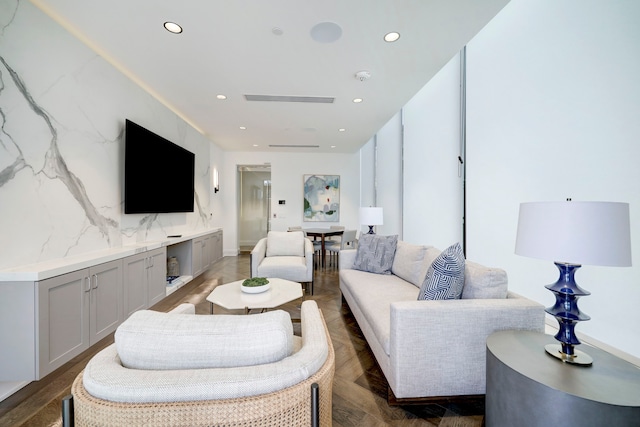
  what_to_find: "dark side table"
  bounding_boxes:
[486,330,640,427]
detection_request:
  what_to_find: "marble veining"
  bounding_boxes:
[1,55,120,244]
[0,0,212,271]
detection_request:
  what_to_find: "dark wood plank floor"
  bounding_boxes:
[0,254,485,426]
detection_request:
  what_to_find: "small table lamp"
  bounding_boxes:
[360,207,383,234]
[515,201,631,365]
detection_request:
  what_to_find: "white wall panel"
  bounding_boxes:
[402,53,463,250]
[466,0,640,358]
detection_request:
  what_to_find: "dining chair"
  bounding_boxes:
[326,229,357,268]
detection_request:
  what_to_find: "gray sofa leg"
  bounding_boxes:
[61,394,74,427]
[311,382,319,427]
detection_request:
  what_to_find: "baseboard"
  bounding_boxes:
[387,386,484,406]
[0,381,29,402]
[544,318,640,367]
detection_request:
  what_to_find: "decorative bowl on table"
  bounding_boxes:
[241,277,270,293]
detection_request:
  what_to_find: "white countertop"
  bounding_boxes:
[0,228,222,282]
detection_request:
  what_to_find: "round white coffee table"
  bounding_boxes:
[206,278,303,314]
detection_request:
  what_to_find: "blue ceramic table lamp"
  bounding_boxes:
[515,201,632,365]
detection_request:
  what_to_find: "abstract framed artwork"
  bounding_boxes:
[303,174,340,222]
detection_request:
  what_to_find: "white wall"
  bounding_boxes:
[465,0,640,358]
[374,113,403,238]
[402,53,464,250]
[0,0,216,271]
[221,151,360,255]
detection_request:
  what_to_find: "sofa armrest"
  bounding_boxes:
[339,249,357,270]
[250,238,267,278]
[388,295,544,397]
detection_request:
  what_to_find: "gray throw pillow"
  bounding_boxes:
[418,242,465,300]
[353,234,398,275]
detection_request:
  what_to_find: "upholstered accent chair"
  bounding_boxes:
[251,230,315,294]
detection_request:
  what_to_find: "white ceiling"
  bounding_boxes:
[31,0,509,153]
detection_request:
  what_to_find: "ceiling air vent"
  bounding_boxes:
[269,144,320,148]
[245,95,334,104]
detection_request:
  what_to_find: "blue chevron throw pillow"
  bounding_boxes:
[418,242,465,300]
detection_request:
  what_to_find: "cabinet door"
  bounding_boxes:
[38,269,90,379]
[202,235,212,271]
[123,252,148,318]
[192,237,204,277]
[212,231,223,263]
[0,281,37,381]
[89,260,123,345]
[147,247,167,307]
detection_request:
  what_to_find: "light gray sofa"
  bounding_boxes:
[339,240,545,402]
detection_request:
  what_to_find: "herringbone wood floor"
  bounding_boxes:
[0,254,485,426]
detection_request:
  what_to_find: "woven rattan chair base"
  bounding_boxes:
[71,314,335,427]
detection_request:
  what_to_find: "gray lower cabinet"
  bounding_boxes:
[37,259,123,379]
[147,248,167,307]
[123,247,167,317]
[0,231,219,382]
[191,236,205,277]
[212,230,223,263]
[192,232,222,277]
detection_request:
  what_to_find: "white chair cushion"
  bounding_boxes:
[115,309,293,370]
[266,230,305,257]
[257,256,308,282]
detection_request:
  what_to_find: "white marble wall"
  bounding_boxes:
[0,0,212,270]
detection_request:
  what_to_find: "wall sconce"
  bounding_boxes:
[213,169,219,193]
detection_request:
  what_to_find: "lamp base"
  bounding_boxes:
[545,343,593,366]
[367,226,375,234]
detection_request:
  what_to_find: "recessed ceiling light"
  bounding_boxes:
[353,98,363,103]
[164,22,183,34]
[253,144,259,147]
[239,126,247,130]
[339,128,346,132]
[331,145,337,148]
[216,94,227,100]
[384,32,400,42]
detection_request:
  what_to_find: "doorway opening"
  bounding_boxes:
[237,165,271,254]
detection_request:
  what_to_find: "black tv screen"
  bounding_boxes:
[124,119,195,214]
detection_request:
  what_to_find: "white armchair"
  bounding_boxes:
[251,231,315,294]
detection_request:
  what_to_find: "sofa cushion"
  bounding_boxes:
[418,242,465,300]
[391,241,430,287]
[353,234,398,274]
[266,230,304,257]
[115,309,293,370]
[462,260,508,299]
[340,268,419,355]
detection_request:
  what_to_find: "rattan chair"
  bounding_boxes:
[63,303,335,427]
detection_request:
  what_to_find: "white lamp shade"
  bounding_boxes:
[515,201,632,267]
[360,207,383,226]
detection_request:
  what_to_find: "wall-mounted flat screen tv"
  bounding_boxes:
[124,119,195,214]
